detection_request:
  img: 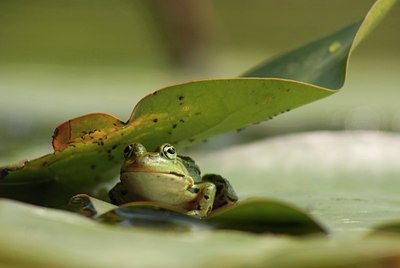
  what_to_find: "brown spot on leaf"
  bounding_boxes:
[111,144,119,150]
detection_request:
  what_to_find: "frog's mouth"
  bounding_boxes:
[125,169,186,178]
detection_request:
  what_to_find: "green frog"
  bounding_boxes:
[109,143,238,218]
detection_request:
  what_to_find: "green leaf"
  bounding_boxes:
[70,196,326,235]
[196,131,400,235]
[370,222,400,236]
[0,0,396,203]
[1,199,400,267]
[206,198,326,235]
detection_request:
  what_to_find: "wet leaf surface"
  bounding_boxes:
[1,199,400,267]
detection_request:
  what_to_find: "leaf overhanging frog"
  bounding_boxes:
[109,143,238,218]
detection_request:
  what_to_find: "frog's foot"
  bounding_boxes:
[69,194,98,218]
[186,209,208,218]
[202,174,238,210]
[186,182,216,218]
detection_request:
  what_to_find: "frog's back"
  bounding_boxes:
[179,155,202,183]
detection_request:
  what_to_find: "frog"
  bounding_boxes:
[109,143,238,218]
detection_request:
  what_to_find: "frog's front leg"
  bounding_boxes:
[109,182,129,205]
[186,182,216,218]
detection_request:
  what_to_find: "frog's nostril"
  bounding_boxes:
[187,187,200,194]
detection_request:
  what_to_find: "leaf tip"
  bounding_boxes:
[51,113,125,152]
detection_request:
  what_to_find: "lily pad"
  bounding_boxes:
[71,195,326,235]
[370,222,400,236]
[195,131,400,235]
[207,198,326,235]
[1,199,400,267]
[0,0,395,204]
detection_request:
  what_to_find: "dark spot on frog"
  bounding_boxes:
[286,109,291,112]
[153,118,158,123]
[204,195,210,200]
[41,161,48,168]
[179,119,185,123]
[202,139,208,143]
[167,131,172,135]
[286,88,291,92]
[189,138,195,143]
[90,164,96,170]
[178,96,184,101]
[152,91,158,96]
[121,190,128,196]
[113,123,118,126]
[195,112,201,116]
[172,123,177,129]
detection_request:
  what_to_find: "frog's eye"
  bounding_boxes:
[123,144,134,159]
[161,144,177,160]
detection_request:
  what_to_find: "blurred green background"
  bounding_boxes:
[0,0,399,163]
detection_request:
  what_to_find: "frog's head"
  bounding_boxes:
[121,143,190,178]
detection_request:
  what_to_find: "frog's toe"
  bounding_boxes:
[186,210,207,219]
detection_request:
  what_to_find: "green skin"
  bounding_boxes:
[109,143,238,218]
